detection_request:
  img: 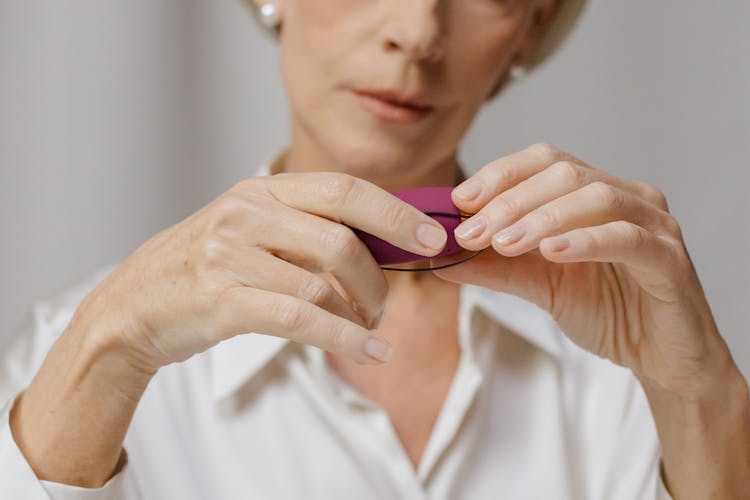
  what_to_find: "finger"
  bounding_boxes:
[451,143,571,209]
[225,246,371,329]
[454,159,597,250]
[487,182,679,257]
[260,172,448,256]
[216,286,394,365]
[538,220,680,279]
[246,199,388,328]
[452,143,661,215]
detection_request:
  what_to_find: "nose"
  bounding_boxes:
[382,0,445,63]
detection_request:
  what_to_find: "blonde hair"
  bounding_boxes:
[491,0,587,96]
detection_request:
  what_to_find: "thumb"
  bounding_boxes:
[429,249,559,314]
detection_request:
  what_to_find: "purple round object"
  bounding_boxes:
[351,186,467,266]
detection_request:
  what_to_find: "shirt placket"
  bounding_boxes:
[301,285,486,498]
[302,345,426,499]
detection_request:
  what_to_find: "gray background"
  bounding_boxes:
[1,1,748,375]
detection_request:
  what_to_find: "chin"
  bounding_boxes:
[324,136,427,181]
[315,118,451,183]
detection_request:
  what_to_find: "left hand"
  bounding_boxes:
[430,143,735,396]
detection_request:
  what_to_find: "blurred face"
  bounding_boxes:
[271,0,554,184]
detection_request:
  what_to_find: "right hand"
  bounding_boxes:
[80,171,449,373]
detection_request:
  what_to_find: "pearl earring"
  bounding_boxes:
[510,65,528,81]
[258,3,281,29]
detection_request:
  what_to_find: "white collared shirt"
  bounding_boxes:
[0,162,673,500]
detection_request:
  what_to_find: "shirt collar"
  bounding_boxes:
[469,285,564,359]
[208,159,565,404]
[209,285,564,404]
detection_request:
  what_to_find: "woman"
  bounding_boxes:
[1,0,748,498]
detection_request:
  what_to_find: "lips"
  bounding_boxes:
[351,88,435,124]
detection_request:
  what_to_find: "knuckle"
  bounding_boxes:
[492,164,516,189]
[380,200,410,232]
[484,158,515,187]
[614,220,646,246]
[586,224,612,250]
[589,181,625,210]
[320,225,362,257]
[229,177,256,194]
[330,327,351,349]
[493,196,521,219]
[271,297,307,331]
[199,235,229,268]
[637,182,669,211]
[578,229,600,253]
[210,194,252,228]
[317,173,359,206]
[528,142,561,163]
[533,207,562,232]
[299,277,333,307]
[662,213,683,238]
[550,161,587,187]
[213,195,242,217]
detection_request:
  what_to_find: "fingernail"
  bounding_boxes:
[453,181,482,201]
[365,336,394,362]
[493,224,526,246]
[416,223,447,251]
[455,215,486,240]
[546,236,570,252]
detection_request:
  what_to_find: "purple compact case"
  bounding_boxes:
[351,186,470,266]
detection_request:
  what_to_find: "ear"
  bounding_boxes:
[509,0,559,68]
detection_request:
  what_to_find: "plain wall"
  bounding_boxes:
[1,0,748,376]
